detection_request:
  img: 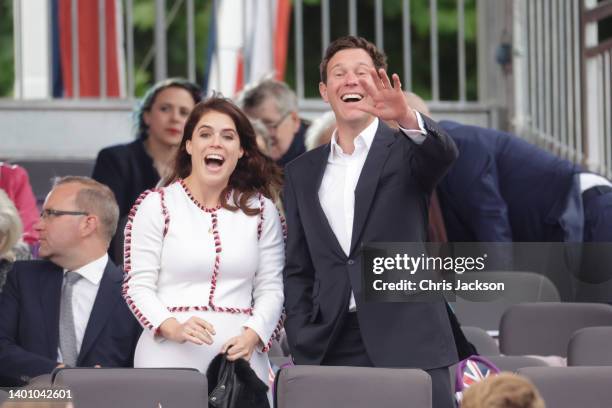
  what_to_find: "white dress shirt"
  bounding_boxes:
[57,253,107,363]
[318,113,427,311]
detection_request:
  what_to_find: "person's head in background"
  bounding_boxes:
[136,78,203,152]
[35,176,119,271]
[404,92,431,117]
[460,372,546,408]
[304,111,336,151]
[0,190,23,262]
[238,79,304,163]
[250,118,272,156]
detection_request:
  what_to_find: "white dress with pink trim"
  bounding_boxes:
[123,180,284,397]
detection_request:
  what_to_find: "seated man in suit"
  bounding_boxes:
[0,176,142,386]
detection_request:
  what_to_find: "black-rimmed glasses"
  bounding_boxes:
[263,111,291,132]
[40,209,89,219]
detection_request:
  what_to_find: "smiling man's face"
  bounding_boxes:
[319,48,377,127]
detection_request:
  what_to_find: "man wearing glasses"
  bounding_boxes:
[0,176,141,386]
[239,79,309,166]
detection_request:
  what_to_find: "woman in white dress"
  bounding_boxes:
[123,97,284,400]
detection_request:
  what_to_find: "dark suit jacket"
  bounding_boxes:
[0,259,141,386]
[437,121,581,242]
[283,117,459,369]
[92,140,160,262]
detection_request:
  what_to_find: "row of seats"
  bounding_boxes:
[2,366,611,408]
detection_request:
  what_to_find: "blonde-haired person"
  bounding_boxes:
[0,190,31,293]
[461,373,545,408]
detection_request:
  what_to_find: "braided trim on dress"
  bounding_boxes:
[122,189,169,330]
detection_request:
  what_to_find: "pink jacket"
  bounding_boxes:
[0,162,39,245]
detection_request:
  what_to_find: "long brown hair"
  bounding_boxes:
[165,97,283,215]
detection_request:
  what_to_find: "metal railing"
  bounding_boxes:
[581,0,612,178]
[513,0,612,178]
[9,0,480,105]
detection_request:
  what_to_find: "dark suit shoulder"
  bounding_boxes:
[11,259,61,276]
[285,143,329,174]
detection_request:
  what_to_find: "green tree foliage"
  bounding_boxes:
[0,1,14,97]
[0,0,477,100]
[285,0,477,100]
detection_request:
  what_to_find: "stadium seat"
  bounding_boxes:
[52,367,207,408]
[13,159,95,204]
[518,366,612,408]
[449,271,560,332]
[275,365,431,408]
[499,303,612,356]
[567,326,612,366]
[485,355,550,372]
[461,326,500,355]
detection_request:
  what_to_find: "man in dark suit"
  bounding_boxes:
[283,36,459,408]
[435,120,612,244]
[0,176,141,386]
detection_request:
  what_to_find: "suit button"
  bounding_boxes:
[347,259,355,265]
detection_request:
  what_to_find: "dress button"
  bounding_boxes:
[347,259,355,265]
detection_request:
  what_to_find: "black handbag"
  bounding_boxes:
[206,353,270,408]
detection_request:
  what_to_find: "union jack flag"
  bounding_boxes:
[455,355,500,402]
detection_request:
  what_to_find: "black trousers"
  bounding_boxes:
[322,313,456,408]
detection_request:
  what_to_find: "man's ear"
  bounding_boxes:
[319,82,328,103]
[81,215,99,238]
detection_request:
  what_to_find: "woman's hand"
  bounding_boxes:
[159,316,216,345]
[221,328,261,361]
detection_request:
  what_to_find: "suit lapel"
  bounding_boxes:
[349,122,396,255]
[39,263,63,359]
[305,145,346,259]
[78,261,121,363]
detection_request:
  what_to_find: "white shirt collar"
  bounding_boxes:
[329,118,379,158]
[64,253,108,285]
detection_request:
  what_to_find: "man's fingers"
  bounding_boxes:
[392,73,402,90]
[369,68,384,91]
[379,69,393,89]
[358,77,379,99]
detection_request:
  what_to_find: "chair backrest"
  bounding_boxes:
[518,366,612,408]
[461,326,500,355]
[500,303,612,356]
[567,326,612,366]
[275,366,431,408]
[13,160,95,204]
[52,368,207,408]
[449,271,560,331]
[0,389,8,405]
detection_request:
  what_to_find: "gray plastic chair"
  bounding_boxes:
[276,365,432,408]
[0,389,8,405]
[567,326,612,366]
[500,303,612,357]
[461,326,500,355]
[449,271,560,331]
[52,368,207,408]
[518,366,612,408]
